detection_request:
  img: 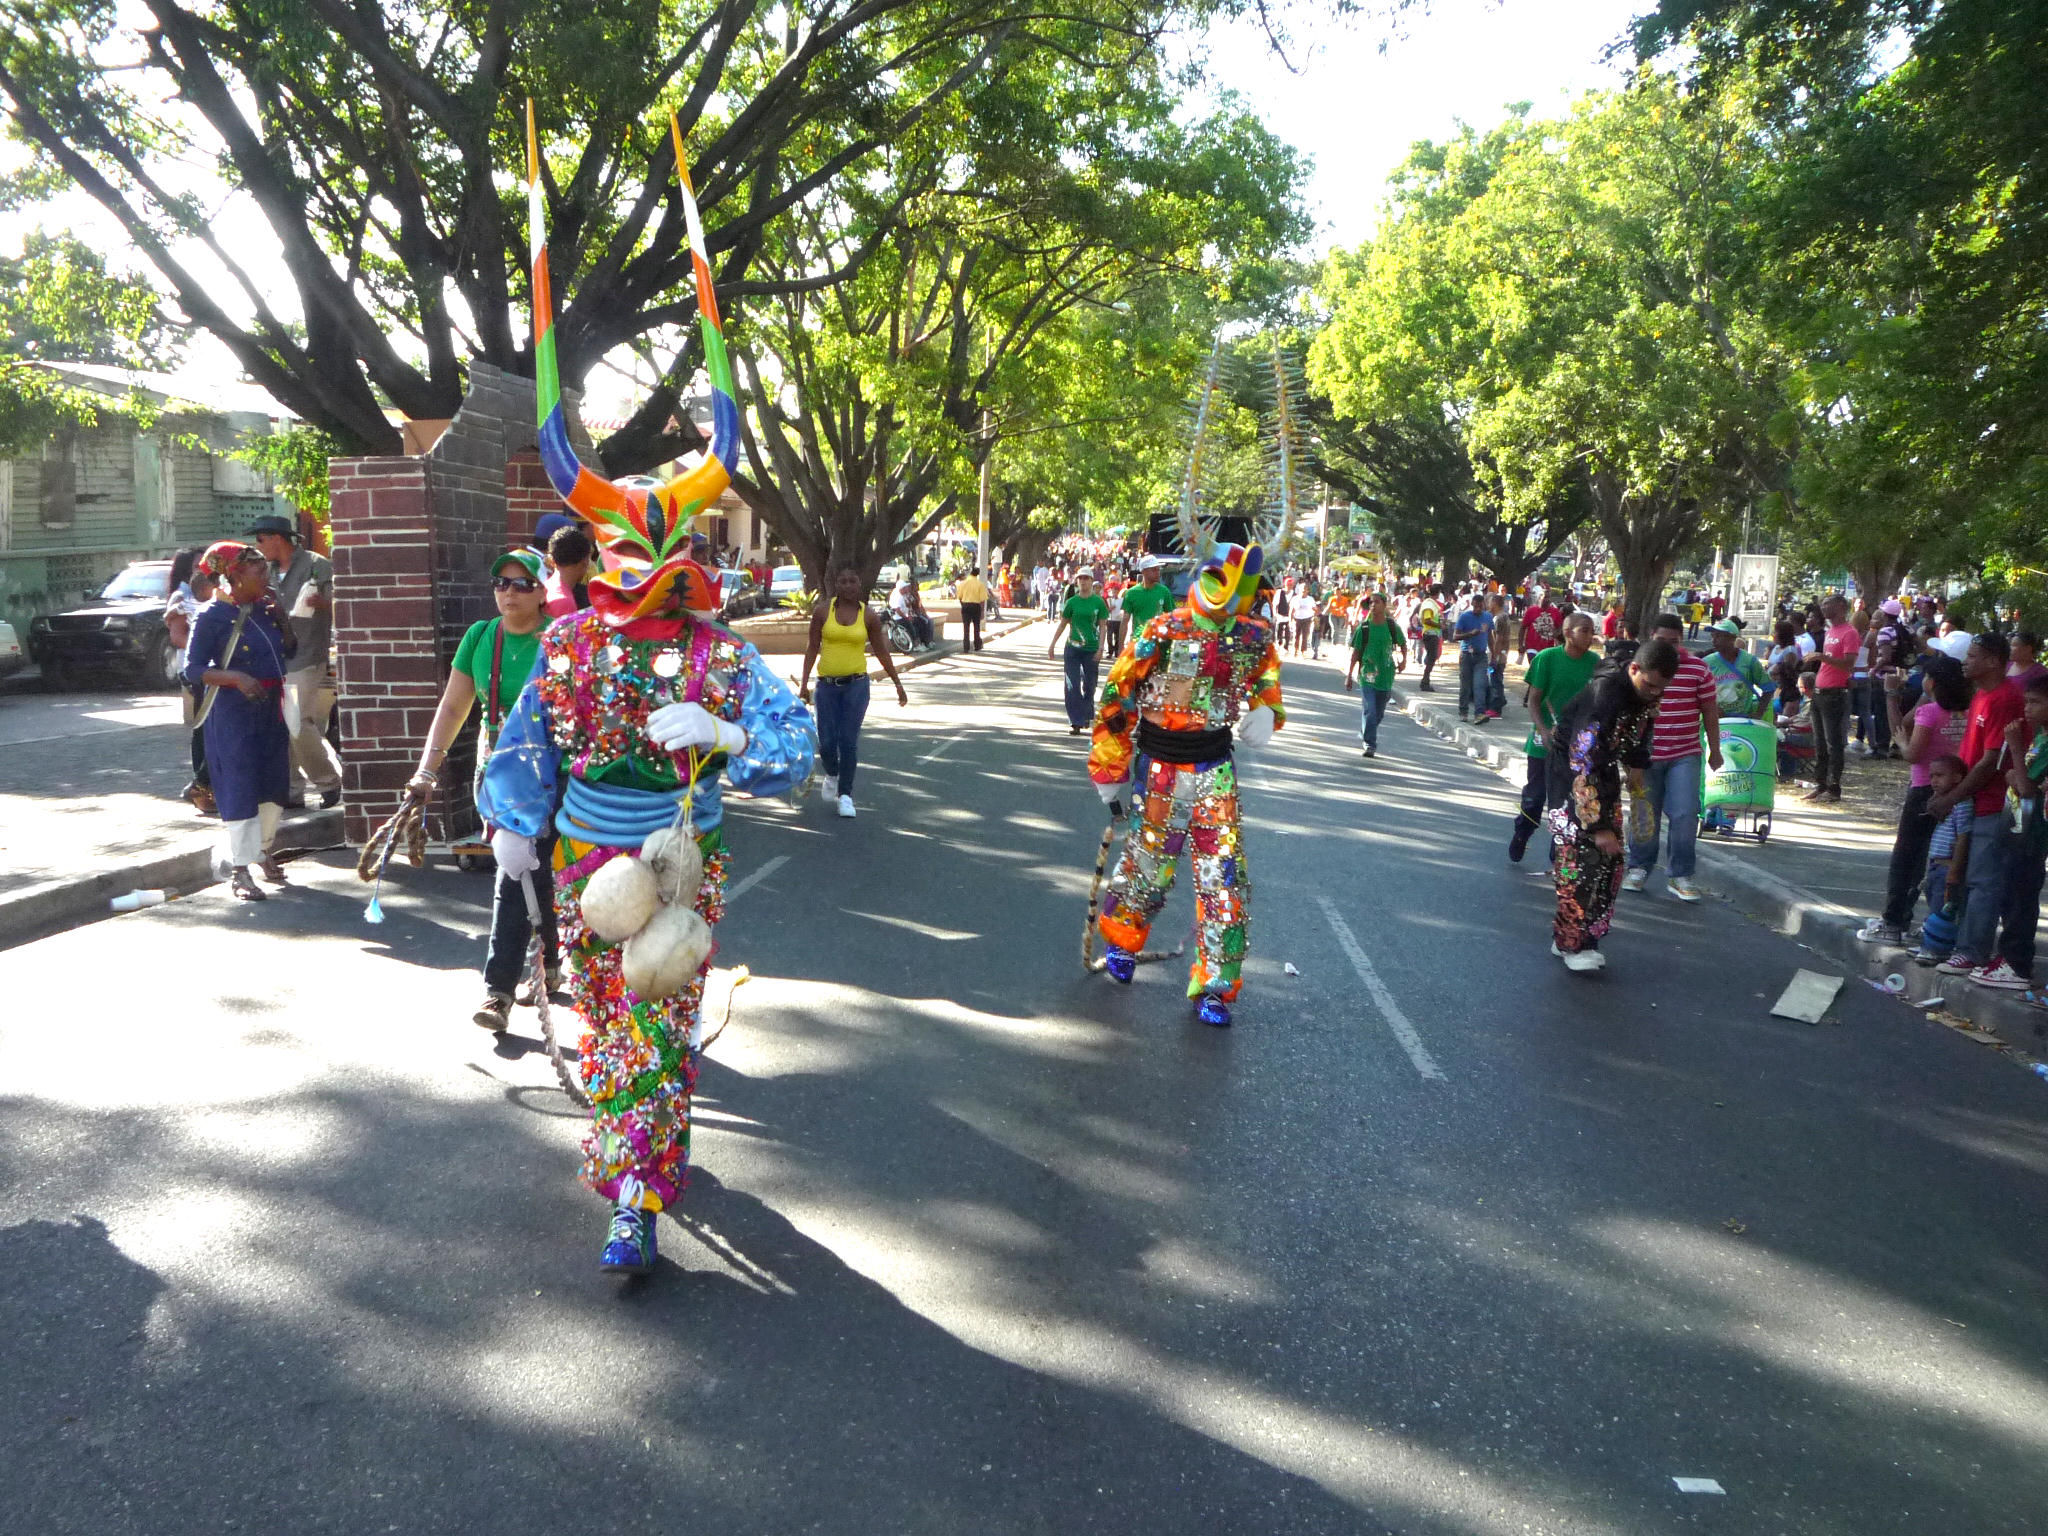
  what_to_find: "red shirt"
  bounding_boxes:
[1602,609,1621,639]
[1959,679,2026,815]
[1651,652,1716,761]
[1816,621,1860,690]
[1523,604,1562,652]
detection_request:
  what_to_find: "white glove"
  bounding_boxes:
[492,827,539,880]
[1237,704,1277,750]
[647,701,747,755]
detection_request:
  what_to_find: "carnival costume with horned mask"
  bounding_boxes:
[480,109,815,1276]
[1087,542,1284,1027]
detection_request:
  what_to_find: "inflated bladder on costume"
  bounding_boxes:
[1769,969,1844,1024]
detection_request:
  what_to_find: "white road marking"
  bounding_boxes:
[725,854,789,903]
[919,731,970,764]
[1313,894,1446,1081]
[1671,1478,1725,1495]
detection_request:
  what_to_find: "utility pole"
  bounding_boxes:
[977,408,992,575]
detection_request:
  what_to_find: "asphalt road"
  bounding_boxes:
[2,625,2044,1535]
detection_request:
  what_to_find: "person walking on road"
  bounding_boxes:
[1485,592,1510,719]
[1088,542,1283,1028]
[184,541,296,902]
[1623,614,1721,902]
[1416,584,1445,691]
[404,549,561,1030]
[956,565,989,652]
[1048,568,1111,734]
[1343,591,1406,759]
[1119,555,1174,654]
[249,514,342,809]
[800,565,908,819]
[1453,594,1495,721]
[1549,639,1679,971]
[1510,611,1599,862]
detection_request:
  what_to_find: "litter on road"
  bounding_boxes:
[1770,968,1844,1024]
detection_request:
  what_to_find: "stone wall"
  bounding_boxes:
[331,361,592,847]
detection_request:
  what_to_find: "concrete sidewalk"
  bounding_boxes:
[1393,679,2048,1061]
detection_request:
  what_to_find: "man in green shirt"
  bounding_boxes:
[1120,555,1175,636]
[1342,591,1408,758]
[1048,569,1112,734]
[1511,610,1600,862]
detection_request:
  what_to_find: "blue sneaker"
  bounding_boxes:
[1104,944,1136,983]
[1196,994,1232,1028]
[599,1205,656,1275]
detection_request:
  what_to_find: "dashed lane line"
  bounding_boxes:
[725,854,790,903]
[1313,893,1447,1081]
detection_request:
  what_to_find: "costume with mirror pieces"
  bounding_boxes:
[1546,665,1657,956]
[1088,599,1284,1004]
[480,610,813,1215]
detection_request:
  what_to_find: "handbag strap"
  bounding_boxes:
[192,606,252,730]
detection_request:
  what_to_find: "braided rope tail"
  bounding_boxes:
[523,870,589,1108]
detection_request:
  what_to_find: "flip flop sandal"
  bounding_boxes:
[229,868,267,902]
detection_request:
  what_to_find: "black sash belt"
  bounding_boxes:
[1137,719,1232,764]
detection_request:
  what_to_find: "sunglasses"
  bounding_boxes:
[493,575,540,592]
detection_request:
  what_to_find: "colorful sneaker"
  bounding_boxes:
[1195,994,1232,1028]
[1933,954,1982,976]
[1621,867,1649,893]
[599,1206,656,1275]
[1668,876,1701,902]
[1856,920,1906,945]
[1103,945,1136,984]
[1969,960,2030,990]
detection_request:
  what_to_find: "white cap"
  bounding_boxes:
[1933,631,1974,660]
[1137,554,1164,570]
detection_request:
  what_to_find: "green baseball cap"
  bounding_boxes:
[493,548,544,582]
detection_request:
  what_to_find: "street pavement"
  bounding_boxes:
[3,624,2045,1535]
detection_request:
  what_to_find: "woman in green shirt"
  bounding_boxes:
[1048,568,1112,734]
[1343,592,1408,758]
[405,548,558,1029]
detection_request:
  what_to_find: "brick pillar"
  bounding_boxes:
[331,361,594,850]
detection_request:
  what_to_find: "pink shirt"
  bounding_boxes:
[1907,701,1966,787]
[544,570,583,618]
[1816,621,1860,690]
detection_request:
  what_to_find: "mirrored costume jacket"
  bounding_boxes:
[1088,606,1285,784]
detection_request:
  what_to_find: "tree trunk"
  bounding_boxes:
[1594,472,1693,640]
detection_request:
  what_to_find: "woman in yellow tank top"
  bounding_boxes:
[799,565,908,818]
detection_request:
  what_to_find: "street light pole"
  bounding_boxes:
[977,407,992,575]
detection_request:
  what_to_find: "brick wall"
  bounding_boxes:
[333,361,593,847]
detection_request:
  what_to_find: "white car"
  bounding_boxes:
[768,565,807,606]
[0,619,23,682]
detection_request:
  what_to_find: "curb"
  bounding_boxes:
[0,806,345,952]
[1392,686,2048,1059]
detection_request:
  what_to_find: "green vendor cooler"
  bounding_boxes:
[1703,718,1776,841]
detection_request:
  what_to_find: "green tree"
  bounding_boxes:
[0,0,1185,461]
[728,52,1306,587]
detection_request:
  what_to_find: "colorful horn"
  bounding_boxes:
[525,102,740,620]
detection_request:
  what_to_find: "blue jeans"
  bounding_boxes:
[1458,648,1487,715]
[1359,684,1390,749]
[1064,645,1101,730]
[814,673,871,793]
[1957,810,2012,962]
[1629,752,1702,879]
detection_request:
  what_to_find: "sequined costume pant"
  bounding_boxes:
[1552,835,1624,953]
[1097,755,1248,1000]
[553,831,729,1212]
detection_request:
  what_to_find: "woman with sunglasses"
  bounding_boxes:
[406,549,560,1027]
[184,540,297,900]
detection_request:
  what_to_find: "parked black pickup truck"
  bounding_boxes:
[28,560,183,689]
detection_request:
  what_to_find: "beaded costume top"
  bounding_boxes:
[1088,606,1284,785]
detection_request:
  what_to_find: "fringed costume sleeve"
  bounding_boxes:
[477,679,559,838]
[1088,612,1171,786]
[723,642,816,797]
